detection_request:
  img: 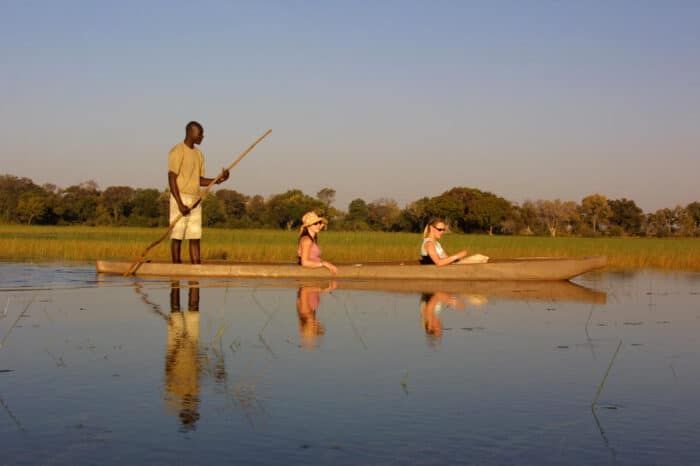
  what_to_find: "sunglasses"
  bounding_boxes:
[433,226,446,232]
[313,221,324,226]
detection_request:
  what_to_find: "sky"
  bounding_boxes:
[1,1,698,213]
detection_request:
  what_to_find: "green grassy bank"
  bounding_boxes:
[1,225,699,271]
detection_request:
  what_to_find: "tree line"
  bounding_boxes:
[1,174,699,237]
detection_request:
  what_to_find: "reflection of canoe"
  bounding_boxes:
[96,256,606,281]
[285,279,607,304]
[121,278,606,304]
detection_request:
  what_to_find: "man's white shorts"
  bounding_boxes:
[170,194,202,240]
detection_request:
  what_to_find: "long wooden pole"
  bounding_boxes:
[123,129,272,276]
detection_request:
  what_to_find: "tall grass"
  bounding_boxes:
[1,224,699,271]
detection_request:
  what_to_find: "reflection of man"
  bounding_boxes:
[296,282,336,350]
[165,281,202,430]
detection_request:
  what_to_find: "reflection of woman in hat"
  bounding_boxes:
[296,282,335,350]
[298,211,337,274]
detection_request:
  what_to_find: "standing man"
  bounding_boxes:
[168,121,229,264]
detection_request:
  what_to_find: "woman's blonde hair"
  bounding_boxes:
[423,218,446,238]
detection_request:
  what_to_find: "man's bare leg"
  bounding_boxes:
[190,239,201,264]
[171,239,182,263]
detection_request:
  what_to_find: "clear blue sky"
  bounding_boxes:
[2,1,698,213]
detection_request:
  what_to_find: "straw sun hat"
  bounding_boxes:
[300,211,328,232]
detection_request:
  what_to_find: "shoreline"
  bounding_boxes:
[1,225,699,272]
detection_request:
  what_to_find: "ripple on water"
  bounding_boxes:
[0,263,101,290]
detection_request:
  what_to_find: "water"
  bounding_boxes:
[0,264,699,465]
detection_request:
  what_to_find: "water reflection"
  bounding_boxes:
[295,281,336,350]
[165,281,202,431]
[420,292,452,339]
[9,263,700,464]
[419,292,488,343]
[319,279,607,304]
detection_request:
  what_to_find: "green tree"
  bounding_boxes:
[57,181,100,224]
[157,191,170,227]
[441,187,513,234]
[516,201,540,235]
[685,202,700,236]
[246,195,266,226]
[101,186,135,224]
[266,189,324,229]
[672,205,692,236]
[367,198,402,231]
[347,198,369,221]
[608,198,643,236]
[467,192,514,235]
[645,208,674,237]
[399,197,430,232]
[535,199,577,237]
[400,195,464,233]
[128,188,162,226]
[132,189,161,218]
[216,189,248,221]
[316,188,336,215]
[39,183,60,224]
[17,192,49,225]
[0,174,43,222]
[202,193,225,226]
[424,196,464,228]
[580,194,611,234]
[344,198,370,230]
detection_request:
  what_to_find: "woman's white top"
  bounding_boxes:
[421,238,447,259]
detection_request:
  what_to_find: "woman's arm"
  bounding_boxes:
[425,241,467,266]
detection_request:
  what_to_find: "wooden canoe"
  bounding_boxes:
[96,256,606,281]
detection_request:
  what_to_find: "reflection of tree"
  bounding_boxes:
[164,281,202,431]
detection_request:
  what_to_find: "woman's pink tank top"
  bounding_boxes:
[298,240,322,263]
[308,242,322,262]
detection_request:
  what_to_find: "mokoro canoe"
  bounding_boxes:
[96,256,606,281]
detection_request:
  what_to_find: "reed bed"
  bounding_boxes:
[1,225,699,271]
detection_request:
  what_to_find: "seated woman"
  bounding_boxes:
[420,219,468,266]
[298,211,338,274]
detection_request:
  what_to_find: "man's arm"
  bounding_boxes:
[168,171,190,216]
[199,168,230,187]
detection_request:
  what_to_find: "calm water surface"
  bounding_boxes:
[0,263,699,465]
